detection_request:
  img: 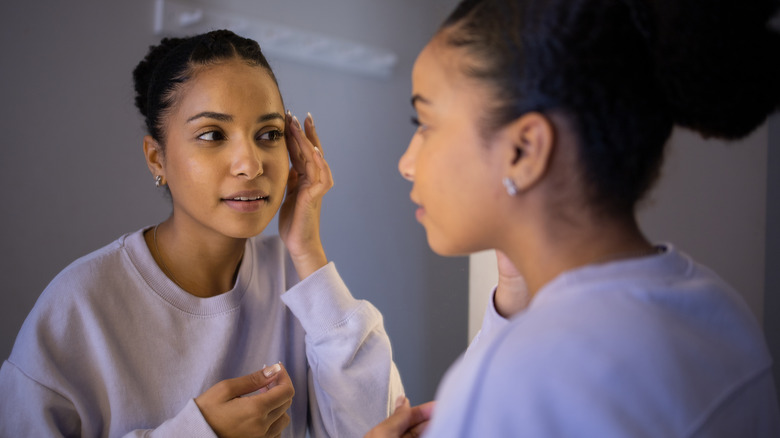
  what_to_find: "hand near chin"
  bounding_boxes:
[195,363,295,438]
[279,112,334,279]
[365,396,435,438]
[494,250,531,317]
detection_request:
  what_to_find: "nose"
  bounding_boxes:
[231,136,263,179]
[398,136,420,182]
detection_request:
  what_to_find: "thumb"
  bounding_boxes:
[368,396,416,436]
[219,363,283,400]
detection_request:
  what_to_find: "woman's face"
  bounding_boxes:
[159,58,288,240]
[399,37,507,256]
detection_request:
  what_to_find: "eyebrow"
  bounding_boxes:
[186,111,285,124]
[411,94,431,108]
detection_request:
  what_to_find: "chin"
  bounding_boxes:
[426,233,475,257]
[223,219,272,240]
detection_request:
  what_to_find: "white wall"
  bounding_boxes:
[468,124,771,340]
[0,0,465,405]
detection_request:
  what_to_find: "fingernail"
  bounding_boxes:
[306,112,314,127]
[394,395,408,409]
[263,363,282,378]
[314,146,322,157]
[293,116,301,130]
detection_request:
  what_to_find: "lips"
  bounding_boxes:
[227,195,267,201]
[222,190,269,212]
[222,190,269,202]
[409,194,425,222]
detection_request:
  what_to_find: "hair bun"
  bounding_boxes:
[132,37,186,118]
[651,0,780,139]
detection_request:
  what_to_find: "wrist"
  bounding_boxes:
[290,248,328,280]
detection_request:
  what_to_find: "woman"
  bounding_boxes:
[0,30,403,437]
[369,0,780,436]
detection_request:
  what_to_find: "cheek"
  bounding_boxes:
[267,149,290,183]
[178,155,219,188]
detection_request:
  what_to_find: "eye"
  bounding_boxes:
[411,116,428,133]
[258,129,284,142]
[197,130,226,141]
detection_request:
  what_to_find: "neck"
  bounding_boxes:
[144,218,247,298]
[502,212,652,299]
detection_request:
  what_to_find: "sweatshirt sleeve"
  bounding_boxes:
[0,361,216,438]
[0,360,81,437]
[120,400,216,438]
[281,262,404,437]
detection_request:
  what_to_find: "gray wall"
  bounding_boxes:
[766,114,780,396]
[0,0,465,404]
[637,125,769,322]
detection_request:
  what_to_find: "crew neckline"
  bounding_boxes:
[123,227,254,316]
[531,243,688,307]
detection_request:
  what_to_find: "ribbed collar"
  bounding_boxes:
[122,227,254,316]
[531,243,690,309]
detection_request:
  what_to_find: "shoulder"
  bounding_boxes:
[460,252,773,436]
[7,231,142,382]
[35,231,139,308]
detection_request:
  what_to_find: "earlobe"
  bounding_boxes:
[503,112,555,193]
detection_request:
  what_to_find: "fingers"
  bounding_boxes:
[285,111,306,175]
[365,397,435,438]
[265,411,291,437]
[285,111,333,195]
[403,401,435,438]
[209,364,280,401]
[195,364,295,437]
[303,112,322,152]
[246,363,295,408]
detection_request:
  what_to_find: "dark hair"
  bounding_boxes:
[441,0,780,214]
[132,29,279,145]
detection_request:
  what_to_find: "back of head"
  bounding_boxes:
[132,29,278,144]
[441,0,780,214]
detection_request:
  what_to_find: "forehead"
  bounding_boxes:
[412,36,486,114]
[174,59,283,116]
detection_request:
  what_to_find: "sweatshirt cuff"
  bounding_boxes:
[281,262,362,338]
[151,399,216,437]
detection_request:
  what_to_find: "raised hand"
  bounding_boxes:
[365,396,435,438]
[278,111,334,279]
[494,250,531,317]
[195,363,295,438]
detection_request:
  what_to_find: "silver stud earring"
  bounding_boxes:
[154,175,162,187]
[502,177,519,196]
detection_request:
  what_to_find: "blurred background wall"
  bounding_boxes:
[0,0,464,404]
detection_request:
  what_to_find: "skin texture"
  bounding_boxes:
[142,57,333,437]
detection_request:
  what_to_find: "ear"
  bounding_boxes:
[143,135,165,182]
[500,112,555,193]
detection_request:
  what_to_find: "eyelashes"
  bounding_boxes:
[195,128,285,143]
[197,130,226,141]
[258,129,284,141]
[411,116,429,133]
